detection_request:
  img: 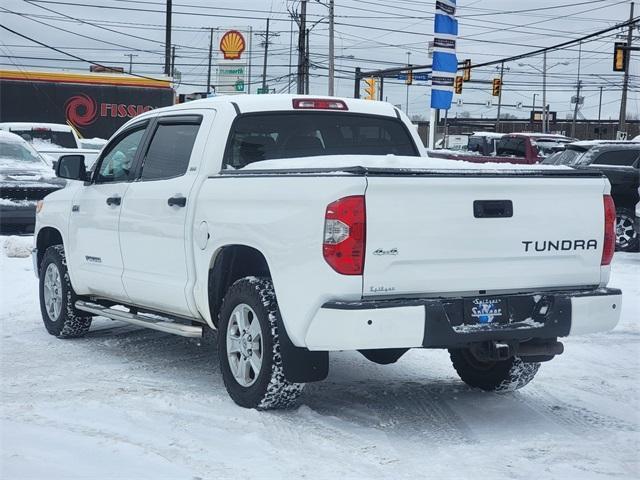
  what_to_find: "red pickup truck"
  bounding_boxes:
[429,133,574,164]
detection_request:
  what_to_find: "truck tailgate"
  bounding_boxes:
[363,173,606,297]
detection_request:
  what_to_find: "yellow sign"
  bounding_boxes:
[220,30,246,60]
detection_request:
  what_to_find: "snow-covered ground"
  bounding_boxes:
[1,235,638,479]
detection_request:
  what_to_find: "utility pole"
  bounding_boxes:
[405,51,411,116]
[124,53,138,74]
[618,1,634,136]
[571,80,582,138]
[296,0,307,94]
[571,40,583,138]
[542,50,547,133]
[164,0,172,76]
[305,28,310,94]
[247,26,253,94]
[170,47,176,77]
[206,27,213,95]
[288,16,294,93]
[328,0,335,96]
[256,19,279,92]
[598,86,603,124]
[532,93,537,132]
[495,62,505,132]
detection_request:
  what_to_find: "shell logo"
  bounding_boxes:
[219,30,246,60]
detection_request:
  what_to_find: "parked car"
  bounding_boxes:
[0,131,65,233]
[574,144,639,252]
[0,122,101,168]
[543,141,639,251]
[429,132,574,164]
[34,95,621,409]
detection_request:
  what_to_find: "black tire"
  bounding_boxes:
[449,349,540,392]
[615,208,639,252]
[39,245,92,338]
[218,277,304,410]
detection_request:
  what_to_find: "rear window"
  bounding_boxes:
[542,148,584,166]
[534,139,571,157]
[223,112,418,169]
[11,129,77,149]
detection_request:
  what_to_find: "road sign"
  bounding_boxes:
[257,87,269,94]
[456,98,463,107]
[486,99,492,107]
[397,73,429,81]
[571,95,584,105]
[235,80,245,92]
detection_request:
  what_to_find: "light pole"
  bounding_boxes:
[406,51,411,116]
[518,58,569,133]
[532,93,538,131]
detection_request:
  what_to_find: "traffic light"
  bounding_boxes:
[613,42,627,72]
[406,69,413,85]
[462,59,471,82]
[363,77,377,100]
[454,76,463,94]
[492,78,501,97]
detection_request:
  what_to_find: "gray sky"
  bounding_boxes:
[1,0,638,120]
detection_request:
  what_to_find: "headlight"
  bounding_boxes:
[36,200,44,213]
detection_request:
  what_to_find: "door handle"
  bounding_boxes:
[473,200,513,218]
[106,196,121,206]
[168,195,187,208]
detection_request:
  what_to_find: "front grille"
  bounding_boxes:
[0,185,61,201]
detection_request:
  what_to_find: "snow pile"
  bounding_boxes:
[3,236,32,258]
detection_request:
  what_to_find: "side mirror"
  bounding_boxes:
[55,155,88,181]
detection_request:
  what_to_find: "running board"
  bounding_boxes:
[75,301,203,338]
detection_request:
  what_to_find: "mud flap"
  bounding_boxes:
[276,316,329,383]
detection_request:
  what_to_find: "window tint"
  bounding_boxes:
[140,122,200,181]
[96,127,146,183]
[591,149,638,167]
[467,136,484,154]
[224,112,418,169]
[496,137,526,157]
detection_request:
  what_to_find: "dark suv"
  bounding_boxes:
[546,142,639,252]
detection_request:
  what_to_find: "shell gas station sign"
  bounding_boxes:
[216,30,247,94]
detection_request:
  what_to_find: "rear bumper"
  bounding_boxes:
[304,288,622,351]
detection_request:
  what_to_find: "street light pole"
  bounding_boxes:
[542,50,547,133]
[328,0,335,96]
[532,93,537,131]
[406,51,411,116]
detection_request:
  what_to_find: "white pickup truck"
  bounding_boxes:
[33,95,622,410]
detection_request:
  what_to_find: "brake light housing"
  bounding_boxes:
[293,98,348,110]
[601,194,615,266]
[323,196,366,275]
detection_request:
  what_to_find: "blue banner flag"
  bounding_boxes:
[431,0,458,110]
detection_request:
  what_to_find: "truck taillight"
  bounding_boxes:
[602,195,615,266]
[323,196,366,275]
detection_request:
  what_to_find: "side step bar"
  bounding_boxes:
[75,301,203,338]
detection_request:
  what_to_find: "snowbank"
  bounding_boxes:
[3,236,32,258]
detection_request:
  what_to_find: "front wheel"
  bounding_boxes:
[39,245,92,338]
[615,208,639,252]
[218,277,304,409]
[449,348,540,392]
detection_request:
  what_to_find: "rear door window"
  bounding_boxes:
[496,137,526,157]
[591,150,639,167]
[139,117,201,181]
[224,112,418,169]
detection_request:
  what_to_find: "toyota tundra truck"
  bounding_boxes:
[33,95,622,410]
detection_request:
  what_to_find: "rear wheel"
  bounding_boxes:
[39,245,92,338]
[615,209,639,252]
[449,348,539,392]
[218,277,304,409]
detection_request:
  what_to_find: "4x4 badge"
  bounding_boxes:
[373,248,398,256]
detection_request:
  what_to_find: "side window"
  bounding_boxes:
[592,150,639,167]
[139,121,201,181]
[95,127,146,183]
[497,137,526,157]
